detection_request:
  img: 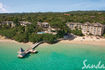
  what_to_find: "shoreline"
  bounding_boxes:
[0,39,33,46]
[59,40,105,47]
[0,35,33,46]
[59,36,105,46]
[0,35,105,47]
[0,35,49,47]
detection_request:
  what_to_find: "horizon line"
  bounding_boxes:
[0,10,105,14]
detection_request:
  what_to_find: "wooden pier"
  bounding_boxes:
[17,42,42,58]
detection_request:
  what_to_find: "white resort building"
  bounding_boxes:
[0,21,32,27]
[0,21,15,27]
[66,22,82,30]
[37,22,50,28]
[37,22,57,35]
[66,22,105,36]
[82,22,105,36]
[19,21,32,26]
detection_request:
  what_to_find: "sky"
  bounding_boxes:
[0,0,105,13]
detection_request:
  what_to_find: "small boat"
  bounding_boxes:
[17,53,26,58]
[17,48,26,58]
[17,48,25,54]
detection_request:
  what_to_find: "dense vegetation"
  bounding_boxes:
[71,29,83,36]
[0,25,58,43]
[0,11,105,43]
[0,11,105,24]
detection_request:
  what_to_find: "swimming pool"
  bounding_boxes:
[37,32,45,34]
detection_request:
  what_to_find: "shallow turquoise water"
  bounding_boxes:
[0,42,105,70]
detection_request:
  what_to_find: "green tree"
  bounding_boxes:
[29,33,42,43]
[71,29,83,36]
[13,18,19,26]
[42,34,57,44]
[13,33,29,42]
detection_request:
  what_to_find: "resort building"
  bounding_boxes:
[37,22,57,35]
[66,22,105,36]
[1,21,15,27]
[37,22,50,32]
[19,21,32,26]
[66,22,82,30]
[37,22,50,28]
[82,22,105,36]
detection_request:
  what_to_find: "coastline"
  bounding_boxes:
[0,35,49,47]
[59,36,105,46]
[0,35,33,46]
[0,35,105,47]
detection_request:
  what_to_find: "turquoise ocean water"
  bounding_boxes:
[0,42,105,70]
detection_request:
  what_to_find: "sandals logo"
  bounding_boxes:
[82,59,105,69]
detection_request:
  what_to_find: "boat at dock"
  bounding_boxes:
[17,42,42,58]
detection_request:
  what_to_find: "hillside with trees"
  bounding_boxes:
[0,11,105,43]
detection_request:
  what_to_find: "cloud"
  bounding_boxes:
[0,2,8,13]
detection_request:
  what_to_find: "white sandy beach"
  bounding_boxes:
[60,36,105,46]
[0,35,50,47]
[0,35,33,46]
[0,35,105,46]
